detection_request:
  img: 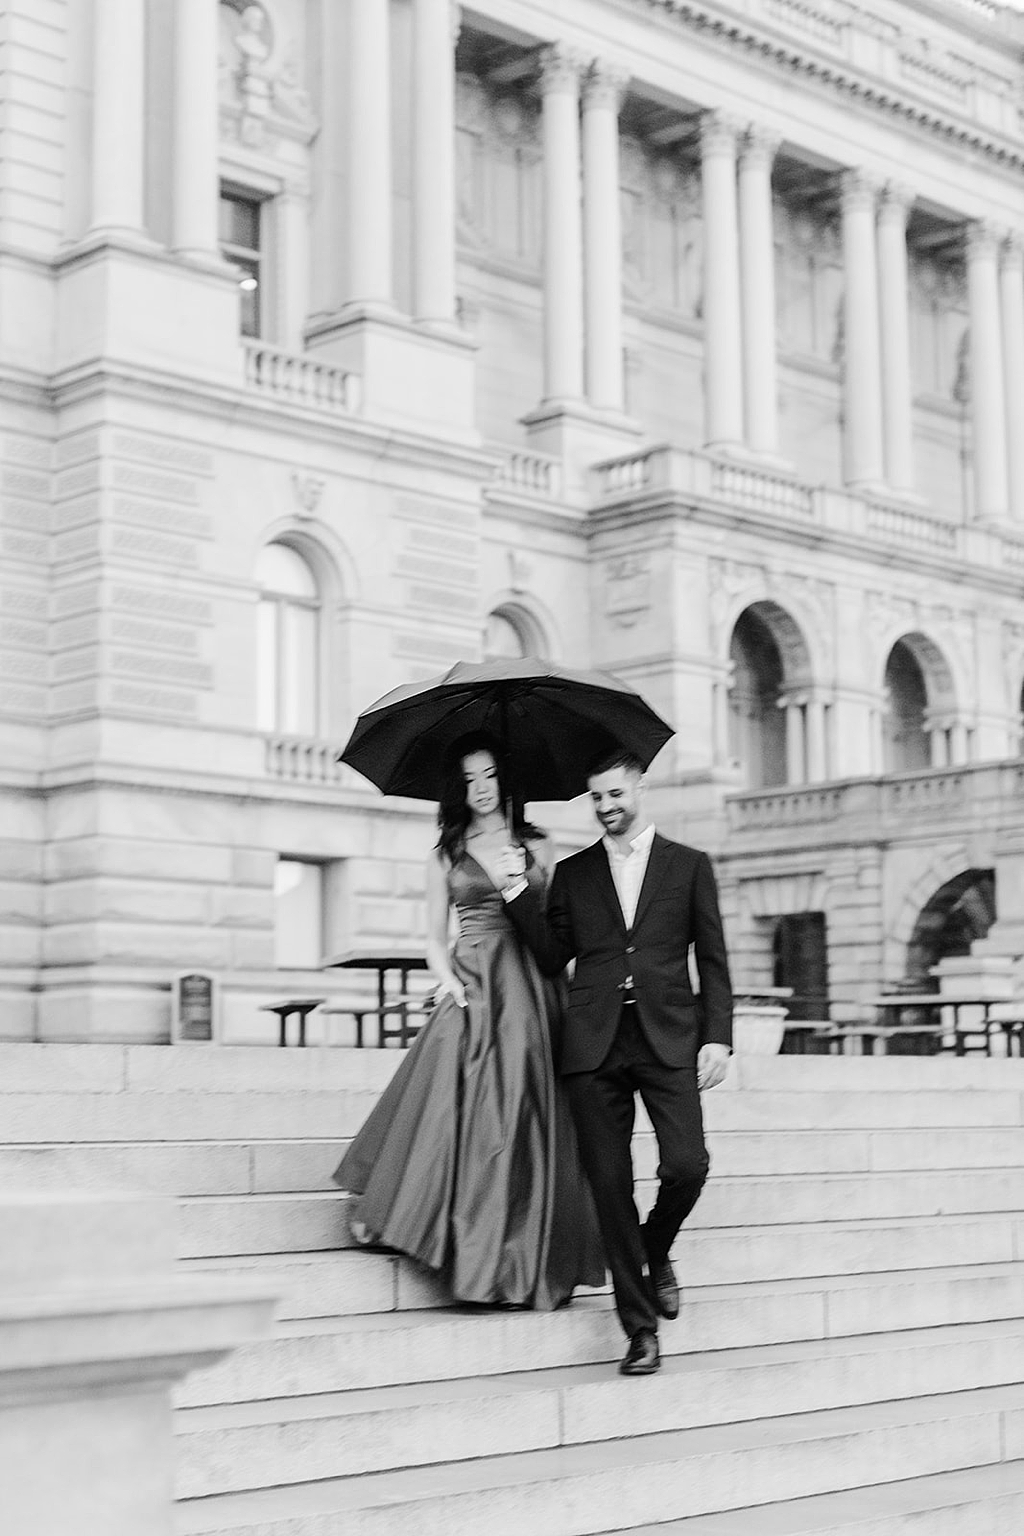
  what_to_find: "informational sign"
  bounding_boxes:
[171,972,219,1044]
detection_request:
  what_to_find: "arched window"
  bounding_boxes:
[256,542,320,735]
[883,641,929,773]
[484,609,529,661]
[729,609,787,789]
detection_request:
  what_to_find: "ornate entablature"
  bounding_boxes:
[218,0,316,153]
[642,0,1024,168]
[455,73,543,270]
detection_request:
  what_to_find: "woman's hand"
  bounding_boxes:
[496,844,527,887]
[434,973,467,1009]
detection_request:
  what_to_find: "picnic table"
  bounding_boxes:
[322,947,433,1047]
[830,993,1024,1057]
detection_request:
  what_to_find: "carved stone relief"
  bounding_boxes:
[619,135,701,317]
[218,0,315,149]
[455,74,542,266]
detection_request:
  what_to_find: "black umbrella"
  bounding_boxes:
[338,658,674,803]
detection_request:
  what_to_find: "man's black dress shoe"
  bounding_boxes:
[649,1257,680,1320]
[619,1328,660,1375]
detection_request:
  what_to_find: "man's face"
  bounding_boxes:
[588,765,644,839]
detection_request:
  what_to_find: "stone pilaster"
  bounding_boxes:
[738,126,781,456]
[411,0,458,325]
[877,182,915,494]
[89,0,146,236]
[538,44,585,403]
[347,0,394,308]
[581,61,629,412]
[966,220,1009,520]
[1000,234,1024,521]
[172,0,220,259]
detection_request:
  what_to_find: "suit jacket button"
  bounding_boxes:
[626,945,635,954]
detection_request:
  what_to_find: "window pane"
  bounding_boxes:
[219,193,261,252]
[282,603,318,736]
[256,597,278,732]
[484,612,526,660]
[256,543,318,600]
[274,859,323,968]
[236,256,261,338]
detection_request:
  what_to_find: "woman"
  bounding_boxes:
[334,732,604,1309]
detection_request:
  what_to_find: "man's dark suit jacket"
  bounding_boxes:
[509,833,733,1075]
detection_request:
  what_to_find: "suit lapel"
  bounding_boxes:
[584,839,628,934]
[629,833,672,935]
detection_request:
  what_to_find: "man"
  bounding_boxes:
[499,748,733,1376]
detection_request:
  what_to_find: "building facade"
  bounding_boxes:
[2,0,1024,1041]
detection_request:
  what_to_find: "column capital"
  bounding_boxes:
[1001,230,1024,273]
[739,124,780,170]
[581,58,630,112]
[699,109,743,158]
[965,219,1005,261]
[878,181,914,224]
[538,42,586,96]
[839,168,881,213]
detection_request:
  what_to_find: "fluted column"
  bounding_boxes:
[966,221,1008,520]
[1001,235,1024,521]
[877,183,915,494]
[171,0,220,257]
[738,126,780,456]
[582,61,628,411]
[539,45,585,402]
[412,0,457,323]
[701,113,744,447]
[347,0,394,307]
[89,0,146,235]
[840,170,884,487]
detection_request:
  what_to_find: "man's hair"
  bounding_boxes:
[586,746,646,781]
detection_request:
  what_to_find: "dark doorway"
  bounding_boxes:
[773,912,830,1022]
[904,869,996,989]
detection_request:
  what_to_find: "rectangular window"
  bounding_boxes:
[220,188,263,338]
[274,859,324,969]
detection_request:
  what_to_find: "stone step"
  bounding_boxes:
[7,1124,1024,1198]
[609,1461,1024,1534]
[4,1085,1024,1143]
[173,1319,1024,1497]
[174,1262,1024,1407]
[174,1167,1024,1259]
[173,1382,1024,1535]
[5,1042,1024,1097]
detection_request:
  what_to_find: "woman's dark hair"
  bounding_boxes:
[436,730,542,865]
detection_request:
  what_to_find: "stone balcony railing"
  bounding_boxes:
[264,735,350,785]
[591,444,1024,580]
[489,446,563,502]
[726,758,1024,839]
[243,343,360,415]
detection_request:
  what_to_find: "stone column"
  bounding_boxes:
[877,183,915,494]
[966,220,1008,520]
[171,0,220,258]
[1001,235,1024,521]
[582,61,628,411]
[805,697,827,782]
[929,721,950,768]
[539,44,585,403]
[411,0,457,324]
[347,0,394,307]
[274,188,311,351]
[950,720,969,764]
[89,0,146,235]
[738,126,780,456]
[783,697,806,784]
[840,170,884,487]
[700,113,744,448]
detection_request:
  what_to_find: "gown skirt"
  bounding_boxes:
[334,856,605,1310]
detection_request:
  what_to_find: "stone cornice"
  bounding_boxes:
[639,0,1024,175]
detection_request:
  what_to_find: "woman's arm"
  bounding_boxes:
[426,849,466,1008]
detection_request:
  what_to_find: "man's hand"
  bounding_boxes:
[697,1042,731,1091]
[495,844,527,888]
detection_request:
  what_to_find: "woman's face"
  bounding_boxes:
[462,750,501,818]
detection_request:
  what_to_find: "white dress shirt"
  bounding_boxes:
[604,822,656,930]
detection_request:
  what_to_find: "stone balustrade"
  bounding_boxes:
[243,342,360,414]
[490,447,563,500]
[727,759,1024,840]
[265,735,350,785]
[592,443,1024,580]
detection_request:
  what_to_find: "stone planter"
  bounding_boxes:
[733,1002,789,1055]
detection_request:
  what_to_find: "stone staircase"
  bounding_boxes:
[2,1044,1024,1532]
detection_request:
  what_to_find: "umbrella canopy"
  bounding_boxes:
[338,658,675,803]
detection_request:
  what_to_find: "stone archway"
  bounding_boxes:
[883,631,957,773]
[728,601,813,788]
[904,868,996,989]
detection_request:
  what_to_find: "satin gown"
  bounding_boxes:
[334,854,605,1309]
